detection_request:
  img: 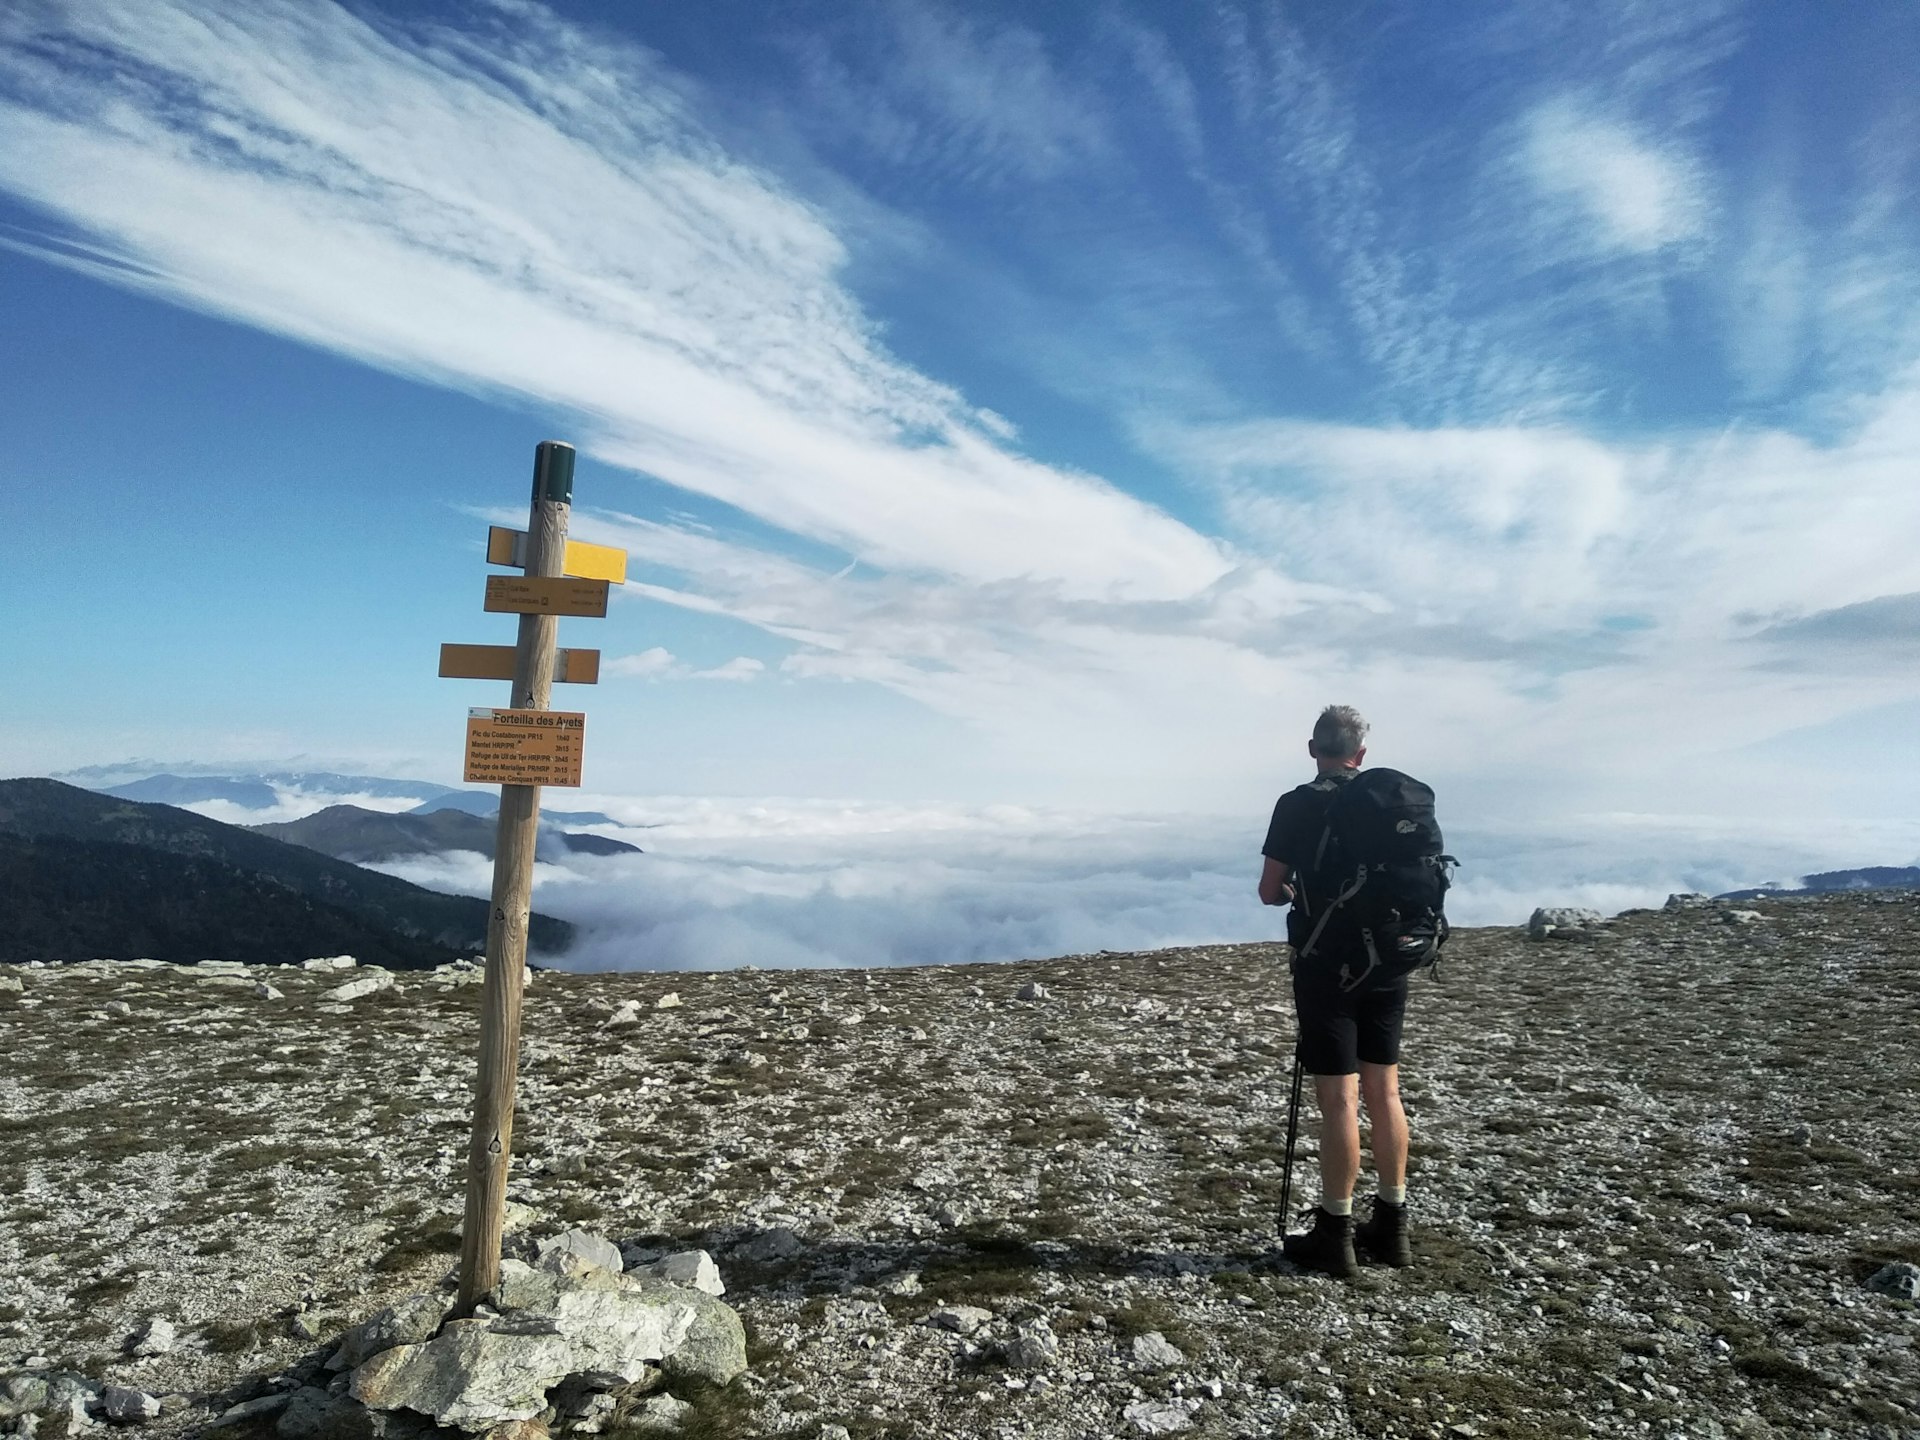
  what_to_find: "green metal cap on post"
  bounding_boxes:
[533,441,576,505]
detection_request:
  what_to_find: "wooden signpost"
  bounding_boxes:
[441,441,627,1311]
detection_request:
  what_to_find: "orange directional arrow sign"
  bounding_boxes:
[487,525,627,584]
[439,643,600,684]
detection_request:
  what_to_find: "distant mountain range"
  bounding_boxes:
[1716,866,1920,902]
[404,791,622,827]
[249,804,640,864]
[64,768,625,830]
[0,779,573,965]
[89,771,462,808]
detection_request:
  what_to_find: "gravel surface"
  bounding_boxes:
[2,891,1918,1438]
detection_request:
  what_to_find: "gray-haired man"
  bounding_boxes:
[1259,705,1415,1275]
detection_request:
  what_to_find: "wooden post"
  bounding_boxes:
[457,440,575,1310]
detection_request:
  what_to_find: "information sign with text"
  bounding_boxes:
[463,708,586,787]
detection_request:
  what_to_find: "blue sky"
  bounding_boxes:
[2,0,1918,846]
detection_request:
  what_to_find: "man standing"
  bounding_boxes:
[1259,705,1415,1276]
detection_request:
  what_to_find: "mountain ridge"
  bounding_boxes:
[0,778,572,963]
[248,803,641,864]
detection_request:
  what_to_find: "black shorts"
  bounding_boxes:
[1291,959,1409,1075]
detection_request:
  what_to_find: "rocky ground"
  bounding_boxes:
[2,891,1918,1440]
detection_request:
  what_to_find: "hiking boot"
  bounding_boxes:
[1355,1196,1413,1266]
[1281,1206,1358,1279]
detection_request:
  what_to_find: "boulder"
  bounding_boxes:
[1123,1398,1197,1434]
[1664,893,1713,909]
[209,1393,292,1431]
[101,1388,159,1424]
[627,1251,724,1297]
[536,1230,623,1277]
[1002,1321,1060,1371]
[731,1227,801,1264]
[1527,907,1604,940]
[1865,1262,1920,1301]
[653,993,683,1011]
[332,1293,455,1371]
[326,971,396,1003]
[626,1394,690,1433]
[351,1267,745,1431]
[0,974,24,994]
[125,1315,177,1357]
[1129,1331,1184,1369]
[1015,982,1049,1002]
[925,1305,993,1337]
[351,1319,572,1430]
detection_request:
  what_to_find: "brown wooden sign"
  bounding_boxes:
[439,643,600,684]
[483,574,610,618]
[463,708,585,787]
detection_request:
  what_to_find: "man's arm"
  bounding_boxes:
[1258,856,1294,907]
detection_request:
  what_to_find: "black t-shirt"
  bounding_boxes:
[1262,771,1357,950]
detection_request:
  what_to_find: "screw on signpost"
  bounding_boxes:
[437,440,626,1313]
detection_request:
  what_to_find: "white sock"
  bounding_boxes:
[1380,1184,1407,1206]
[1322,1195,1353,1217]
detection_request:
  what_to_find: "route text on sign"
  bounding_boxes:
[463,708,586,787]
[484,575,610,618]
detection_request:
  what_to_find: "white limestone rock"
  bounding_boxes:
[351,1271,746,1430]
[326,970,396,1002]
[100,1388,158,1425]
[125,1315,176,1357]
[628,1250,724,1297]
[1123,1398,1198,1434]
[331,1292,454,1371]
[1527,907,1605,940]
[1129,1331,1185,1369]
[925,1305,993,1337]
[536,1229,623,1277]
[627,1394,691,1434]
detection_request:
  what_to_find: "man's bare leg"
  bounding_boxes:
[1313,1073,1362,1208]
[1358,1061,1408,1192]
[1355,1061,1414,1265]
[1283,1072,1363,1276]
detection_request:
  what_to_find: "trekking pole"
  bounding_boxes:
[1278,1045,1305,1235]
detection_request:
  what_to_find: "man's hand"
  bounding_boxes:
[1258,857,1295,907]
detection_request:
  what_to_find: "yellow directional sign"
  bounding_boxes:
[439,643,601,684]
[484,575,610,618]
[487,525,628,585]
[463,708,584,787]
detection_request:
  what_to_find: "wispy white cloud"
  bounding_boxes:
[0,0,1224,604]
[605,647,678,679]
[1516,97,1709,255]
[606,646,765,682]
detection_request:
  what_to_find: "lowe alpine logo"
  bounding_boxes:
[1395,819,1418,833]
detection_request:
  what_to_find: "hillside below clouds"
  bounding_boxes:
[248,803,640,865]
[0,779,573,964]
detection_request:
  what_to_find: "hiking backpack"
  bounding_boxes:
[1294,768,1457,990]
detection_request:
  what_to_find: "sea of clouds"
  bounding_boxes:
[359,796,1920,972]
